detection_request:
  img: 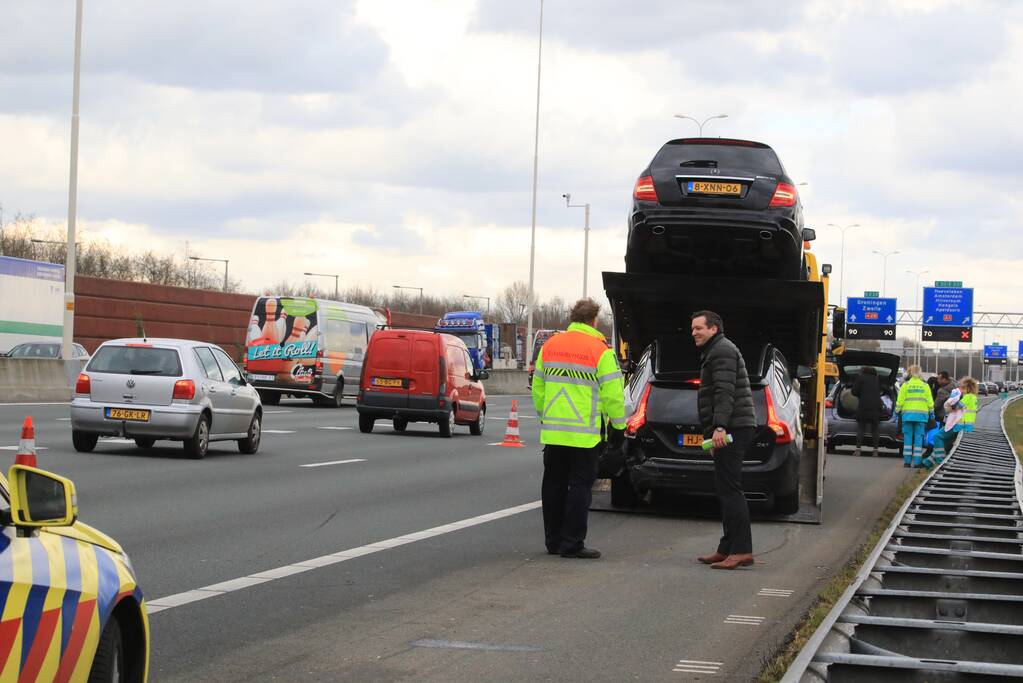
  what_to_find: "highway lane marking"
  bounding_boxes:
[56,418,71,421]
[145,499,542,615]
[758,588,794,597]
[263,410,294,414]
[487,415,537,420]
[724,614,764,625]
[316,426,353,431]
[410,639,541,653]
[262,430,296,434]
[673,659,722,675]
[300,459,366,468]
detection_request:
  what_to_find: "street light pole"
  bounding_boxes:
[563,193,590,298]
[674,113,728,136]
[394,285,425,314]
[872,249,900,298]
[463,294,491,319]
[306,272,340,299]
[62,0,84,361]
[525,0,544,369]
[906,269,929,367]
[191,256,230,292]
[827,223,859,306]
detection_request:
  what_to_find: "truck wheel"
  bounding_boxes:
[183,414,210,459]
[610,473,640,508]
[393,417,408,433]
[469,406,486,436]
[359,414,374,434]
[72,430,99,453]
[258,390,280,406]
[439,409,454,438]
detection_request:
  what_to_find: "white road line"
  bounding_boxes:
[0,446,49,451]
[263,410,294,414]
[724,614,764,625]
[146,500,542,615]
[100,438,137,445]
[262,430,296,434]
[758,588,794,597]
[316,426,353,431]
[673,660,722,675]
[300,459,366,468]
[56,418,71,421]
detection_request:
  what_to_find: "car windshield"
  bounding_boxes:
[9,343,60,358]
[454,333,479,349]
[653,142,783,175]
[88,346,183,376]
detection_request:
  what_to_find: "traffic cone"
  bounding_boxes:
[500,400,525,448]
[15,416,37,468]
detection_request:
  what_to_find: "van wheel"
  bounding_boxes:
[134,438,155,449]
[393,417,408,433]
[184,414,210,459]
[238,411,262,454]
[439,410,454,438]
[359,414,374,433]
[329,380,344,408]
[258,390,280,406]
[610,473,640,508]
[72,430,98,453]
[469,406,486,435]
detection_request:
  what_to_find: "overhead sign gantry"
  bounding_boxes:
[922,283,973,342]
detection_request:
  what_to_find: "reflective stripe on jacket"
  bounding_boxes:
[531,322,626,448]
[957,392,978,432]
[896,376,934,422]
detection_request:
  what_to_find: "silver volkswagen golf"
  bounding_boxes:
[70,338,262,458]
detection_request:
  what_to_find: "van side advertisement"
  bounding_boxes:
[246,297,319,383]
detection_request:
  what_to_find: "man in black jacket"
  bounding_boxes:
[692,310,757,570]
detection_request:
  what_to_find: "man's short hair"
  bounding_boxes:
[938,370,951,381]
[691,310,724,333]
[569,298,601,324]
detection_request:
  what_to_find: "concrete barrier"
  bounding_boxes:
[482,369,531,396]
[0,359,75,403]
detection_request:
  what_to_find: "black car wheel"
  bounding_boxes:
[184,414,210,459]
[393,417,408,433]
[469,406,486,436]
[133,438,156,449]
[72,430,99,453]
[359,414,374,433]
[238,411,262,454]
[439,409,454,438]
[88,617,123,683]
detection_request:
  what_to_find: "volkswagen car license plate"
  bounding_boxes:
[106,408,151,422]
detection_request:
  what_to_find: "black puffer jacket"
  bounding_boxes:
[698,333,757,436]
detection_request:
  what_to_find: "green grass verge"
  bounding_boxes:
[1003,397,1023,462]
[757,468,926,682]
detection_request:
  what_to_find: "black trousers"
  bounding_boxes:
[856,419,880,451]
[541,444,599,553]
[713,427,754,556]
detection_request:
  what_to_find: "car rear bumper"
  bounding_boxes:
[826,414,902,452]
[70,399,203,438]
[357,392,447,423]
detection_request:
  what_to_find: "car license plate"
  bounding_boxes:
[687,181,742,196]
[249,373,275,382]
[106,408,151,422]
[678,433,703,447]
[372,377,404,388]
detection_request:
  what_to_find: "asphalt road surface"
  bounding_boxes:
[0,396,917,681]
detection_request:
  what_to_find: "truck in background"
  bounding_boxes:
[0,255,65,354]
[435,311,487,371]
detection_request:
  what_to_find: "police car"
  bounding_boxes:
[0,463,149,681]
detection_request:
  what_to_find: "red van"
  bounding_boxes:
[356,329,489,437]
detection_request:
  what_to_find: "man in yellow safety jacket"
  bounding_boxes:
[531,298,626,559]
[896,364,935,467]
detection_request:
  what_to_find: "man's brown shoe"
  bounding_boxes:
[710,554,754,570]
[697,552,727,565]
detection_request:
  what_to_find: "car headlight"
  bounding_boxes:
[120,550,136,577]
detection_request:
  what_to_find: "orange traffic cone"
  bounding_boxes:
[500,400,525,448]
[15,416,37,468]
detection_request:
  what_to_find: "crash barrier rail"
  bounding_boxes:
[481,369,530,395]
[782,396,1023,681]
[0,358,85,403]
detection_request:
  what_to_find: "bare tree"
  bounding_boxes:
[495,281,538,324]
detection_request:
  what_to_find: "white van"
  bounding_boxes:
[243,296,385,407]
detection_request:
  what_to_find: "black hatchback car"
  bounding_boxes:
[626,138,806,280]
[824,350,902,456]
[610,340,803,514]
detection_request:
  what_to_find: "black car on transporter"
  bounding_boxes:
[609,339,804,514]
[626,138,808,280]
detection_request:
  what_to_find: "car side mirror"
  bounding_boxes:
[802,228,816,242]
[795,365,813,381]
[7,465,77,528]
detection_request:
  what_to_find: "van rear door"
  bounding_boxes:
[408,335,440,410]
[365,333,412,409]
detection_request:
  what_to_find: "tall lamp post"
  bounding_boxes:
[190,256,229,291]
[62,0,84,361]
[304,272,339,299]
[827,223,859,306]
[906,269,930,367]
[674,113,728,136]
[562,193,590,298]
[872,249,900,298]
[525,0,544,368]
[393,285,424,314]
[463,294,490,319]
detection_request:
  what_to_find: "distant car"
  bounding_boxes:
[824,351,902,456]
[71,338,262,458]
[978,383,989,396]
[0,463,149,681]
[612,341,803,514]
[357,329,488,437]
[986,382,999,394]
[5,341,90,359]
[626,137,808,279]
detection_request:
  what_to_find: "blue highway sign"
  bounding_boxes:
[984,344,1008,365]
[1019,340,1023,366]
[846,296,896,340]
[922,286,973,343]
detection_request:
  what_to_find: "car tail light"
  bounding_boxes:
[633,175,659,202]
[173,379,196,400]
[769,182,797,207]
[764,385,793,444]
[684,378,701,385]
[75,373,91,395]
[626,385,652,436]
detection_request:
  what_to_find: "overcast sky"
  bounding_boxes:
[2,0,1020,347]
